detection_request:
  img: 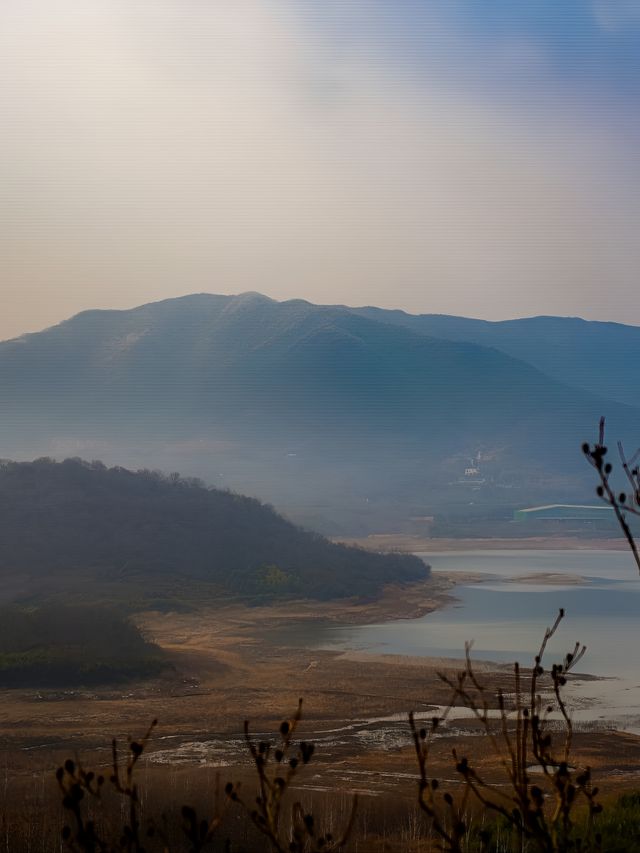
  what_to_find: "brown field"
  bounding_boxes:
[1,574,640,849]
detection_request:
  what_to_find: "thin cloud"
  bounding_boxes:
[0,0,638,337]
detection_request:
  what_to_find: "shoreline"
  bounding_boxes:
[337,534,632,553]
[2,553,637,812]
[254,573,457,625]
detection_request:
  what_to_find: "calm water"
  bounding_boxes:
[325,550,640,674]
[317,551,640,729]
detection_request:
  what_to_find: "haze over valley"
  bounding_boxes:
[2,291,637,534]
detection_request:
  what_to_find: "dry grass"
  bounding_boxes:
[0,586,639,849]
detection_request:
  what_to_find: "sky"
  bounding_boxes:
[1,0,640,339]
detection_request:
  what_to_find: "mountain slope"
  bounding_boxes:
[350,307,640,409]
[1,292,630,444]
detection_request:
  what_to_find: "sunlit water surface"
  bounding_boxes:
[305,551,640,731]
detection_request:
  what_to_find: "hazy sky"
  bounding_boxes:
[2,0,640,338]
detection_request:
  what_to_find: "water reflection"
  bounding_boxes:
[324,551,640,730]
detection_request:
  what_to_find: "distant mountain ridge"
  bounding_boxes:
[0,292,636,531]
[349,306,640,409]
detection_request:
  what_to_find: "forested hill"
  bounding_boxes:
[0,458,427,601]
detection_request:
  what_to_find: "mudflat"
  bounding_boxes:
[1,575,638,802]
[337,535,632,552]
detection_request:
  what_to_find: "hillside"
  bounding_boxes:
[351,307,640,409]
[0,603,165,686]
[0,458,427,602]
[0,293,637,531]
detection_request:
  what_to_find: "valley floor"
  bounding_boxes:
[1,574,639,849]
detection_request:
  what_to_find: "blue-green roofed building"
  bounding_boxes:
[514,504,614,523]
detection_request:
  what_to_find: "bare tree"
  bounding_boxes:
[583,416,640,573]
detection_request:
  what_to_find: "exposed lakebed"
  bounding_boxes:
[275,550,640,731]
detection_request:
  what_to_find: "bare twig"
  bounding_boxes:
[583,417,640,573]
[410,611,600,853]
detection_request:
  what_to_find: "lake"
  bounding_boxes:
[318,550,640,730]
